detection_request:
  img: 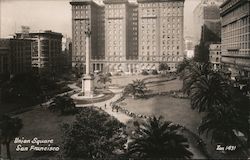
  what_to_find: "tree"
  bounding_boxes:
[61,107,127,159]
[1,73,42,106]
[123,80,147,98]
[177,58,192,74]
[198,103,249,148]
[141,70,149,75]
[49,95,77,115]
[0,115,23,159]
[182,62,212,96]
[189,72,230,112]
[128,116,193,159]
[151,70,158,75]
[159,63,170,72]
[97,74,112,89]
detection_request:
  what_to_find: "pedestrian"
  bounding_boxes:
[104,103,107,109]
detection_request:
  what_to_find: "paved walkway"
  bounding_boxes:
[68,81,207,159]
[76,88,132,124]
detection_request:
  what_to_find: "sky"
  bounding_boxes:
[0,0,200,38]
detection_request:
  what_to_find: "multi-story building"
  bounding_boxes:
[102,0,139,73]
[193,0,225,45]
[62,37,73,71]
[0,41,9,74]
[137,0,184,72]
[184,36,195,59]
[70,0,105,73]
[0,38,33,75]
[209,43,221,70]
[70,0,185,74]
[220,0,250,79]
[16,30,63,74]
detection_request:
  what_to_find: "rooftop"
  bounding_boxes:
[137,0,184,3]
[103,0,129,4]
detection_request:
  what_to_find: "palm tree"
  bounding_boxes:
[176,58,192,74]
[183,62,212,96]
[123,80,147,98]
[0,115,23,159]
[97,74,112,89]
[198,104,249,148]
[49,95,77,115]
[189,72,230,112]
[128,116,193,159]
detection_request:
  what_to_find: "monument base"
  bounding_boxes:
[82,74,94,98]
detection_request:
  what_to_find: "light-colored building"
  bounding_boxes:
[220,0,250,79]
[70,0,105,73]
[193,0,225,45]
[0,38,33,75]
[70,0,185,74]
[184,36,194,59]
[209,43,221,70]
[16,30,63,74]
[137,0,184,72]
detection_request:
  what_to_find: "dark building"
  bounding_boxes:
[16,30,63,74]
[193,0,224,45]
[0,38,33,75]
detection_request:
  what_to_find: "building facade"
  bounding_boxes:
[137,0,184,72]
[220,0,250,78]
[16,30,63,74]
[0,38,33,75]
[70,0,185,74]
[70,0,105,73]
[209,43,221,70]
[62,37,73,71]
[193,0,225,45]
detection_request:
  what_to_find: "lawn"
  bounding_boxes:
[119,78,247,159]
[3,107,76,159]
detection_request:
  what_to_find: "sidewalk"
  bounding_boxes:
[76,88,132,124]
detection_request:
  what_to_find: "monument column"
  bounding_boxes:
[82,25,94,97]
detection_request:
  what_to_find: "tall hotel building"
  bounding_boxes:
[138,0,184,71]
[193,0,225,45]
[70,0,105,72]
[220,0,250,78]
[70,0,185,74]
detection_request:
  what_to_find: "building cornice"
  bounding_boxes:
[16,31,63,38]
[103,0,129,4]
[137,0,184,3]
[70,0,99,6]
[220,0,249,16]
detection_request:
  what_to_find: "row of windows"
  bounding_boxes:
[222,3,249,21]
[222,42,250,50]
[139,2,183,7]
[140,51,180,56]
[73,5,90,9]
[106,4,125,9]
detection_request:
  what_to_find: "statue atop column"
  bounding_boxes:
[82,23,94,97]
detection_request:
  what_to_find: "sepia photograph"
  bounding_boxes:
[0,0,250,159]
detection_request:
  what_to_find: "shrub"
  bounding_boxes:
[141,70,149,75]
[151,70,158,75]
[49,95,77,115]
